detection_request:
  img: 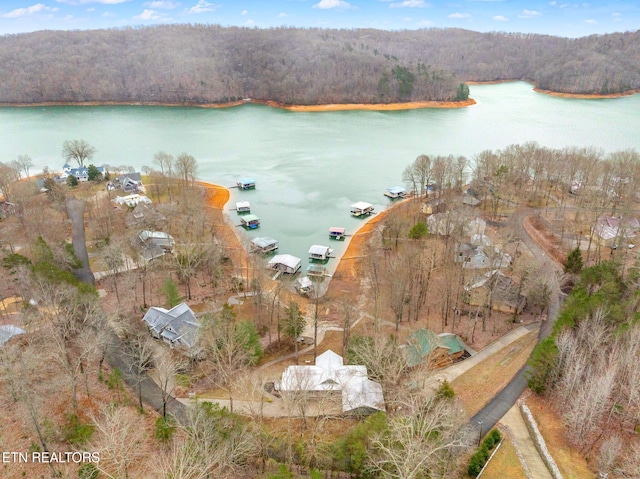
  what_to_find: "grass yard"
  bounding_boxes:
[480,435,528,479]
[451,331,537,416]
[526,395,595,479]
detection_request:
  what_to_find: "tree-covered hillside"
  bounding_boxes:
[0,26,638,105]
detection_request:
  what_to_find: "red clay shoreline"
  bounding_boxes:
[468,79,640,99]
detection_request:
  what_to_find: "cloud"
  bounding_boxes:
[246,18,255,24]
[448,12,470,18]
[416,19,434,27]
[145,1,179,8]
[493,15,508,21]
[389,0,425,8]
[241,9,247,15]
[312,0,353,10]
[518,9,542,18]
[548,1,556,5]
[612,12,621,17]
[584,18,596,24]
[186,0,218,14]
[134,8,163,19]
[0,3,59,18]
[56,0,130,4]
[278,12,289,17]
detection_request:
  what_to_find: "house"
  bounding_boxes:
[455,243,511,270]
[142,303,200,353]
[113,173,145,193]
[329,227,346,240]
[240,214,260,229]
[251,236,279,254]
[462,194,481,207]
[403,329,468,369]
[125,202,166,229]
[421,198,444,215]
[113,194,152,208]
[138,230,175,260]
[308,245,333,261]
[464,270,526,314]
[62,163,104,182]
[279,350,385,416]
[0,325,26,347]
[350,202,374,217]
[268,254,302,274]
[592,215,638,247]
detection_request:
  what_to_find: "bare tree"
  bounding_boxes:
[15,154,33,179]
[368,392,470,479]
[62,139,96,168]
[154,347,185,418]
[123,333,155,411]
[175,153,198,187]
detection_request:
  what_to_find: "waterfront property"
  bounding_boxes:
[308,244,333,261]
[237,177,256,189]
[268,254,302,274]
[251,236,279,254]
[240,214,260,229]
[141,303,200,354]
[329,227,346,240]
[279,350,385,416]
[384,186,408,199]
[138,230,175,259]
[350,202,374,217]
[236,201,251,213]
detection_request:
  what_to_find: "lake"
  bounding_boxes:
[1,81,639,279]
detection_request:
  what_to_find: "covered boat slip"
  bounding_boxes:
[237,177,256,189]
[329,227,346,240]
[268,254,302,274]
[239,214,260,229]
[251,236,279,254]
[235,201,251,213]
[308,244,333,261]
[350,201,374,217]
[294,276,314,295]
[306,264,327,277]
[384,186,408,199]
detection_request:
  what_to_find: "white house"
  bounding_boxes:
[308,245,333,261]
[268,254,302,274]
[279,350,385,416]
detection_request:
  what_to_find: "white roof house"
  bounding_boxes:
[268,254,302,274]
[113,194,152,208]
[280,350,385,415]
[350,202,374,216]
[251,236,279,254]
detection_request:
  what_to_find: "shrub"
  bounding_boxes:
[63,414,95,445]
[408,221,429,239]
[155,416,176,444]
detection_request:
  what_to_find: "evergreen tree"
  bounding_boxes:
[87,164,103,182]
[564,246,584,274]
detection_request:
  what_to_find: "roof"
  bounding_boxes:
[252,236,278,248]
[236,201,250,209]
[404,329,466,368]
[116,172,142,183]
[351,201,372,210]
[139,230,173,242]
[141,303,200,350]
[280,350,385,414]
[386,186,406,194]
[0,325,26,347]
[329,227,345,234]
[307,264,326,274]
[309,245,330,256]
[268,254,301,269]
[295,276,314,290]
[241,214,260,222]
[239,177,255,184]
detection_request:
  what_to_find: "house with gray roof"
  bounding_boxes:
[142,303,200,354]
[0,325,26,347]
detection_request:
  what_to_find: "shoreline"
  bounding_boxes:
[467,79,639,99]
[0,98,477,111]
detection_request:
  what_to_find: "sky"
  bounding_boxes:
[0,0,637,38]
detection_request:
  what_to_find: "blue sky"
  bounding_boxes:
[0,0,637,37]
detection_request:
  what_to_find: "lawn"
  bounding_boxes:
[451,331,537,416]
[480,435,528,479]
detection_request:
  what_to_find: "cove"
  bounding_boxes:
[1,81,639,277]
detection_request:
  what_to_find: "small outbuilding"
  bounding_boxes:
[384,186,408,199]
[294,276,314,295]
[236,201,251,213]
[240,214,260,229]
[237,177,256,190]
[329,227,346,240]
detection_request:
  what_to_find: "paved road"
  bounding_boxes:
[468,207,563,443]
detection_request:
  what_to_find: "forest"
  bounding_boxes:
[0,25,639,105]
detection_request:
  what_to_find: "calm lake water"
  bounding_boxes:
[2,81,639,278]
